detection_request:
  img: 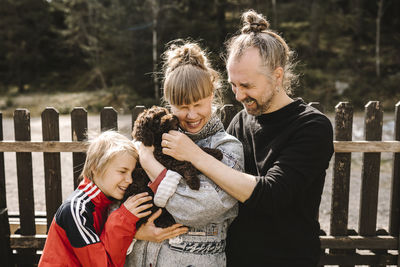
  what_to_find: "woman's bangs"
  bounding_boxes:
[167,68,212,106]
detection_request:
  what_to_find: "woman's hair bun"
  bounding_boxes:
[241,10,270,34]
[164,41,208,72]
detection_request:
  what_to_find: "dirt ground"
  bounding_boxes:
[2,112,396,236]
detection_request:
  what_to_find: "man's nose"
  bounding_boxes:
[234,87,246,102]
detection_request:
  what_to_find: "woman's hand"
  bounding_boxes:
[123,192,153,218]
[161,130,201,162]
[135,209,188,243]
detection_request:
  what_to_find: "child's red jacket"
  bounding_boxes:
[39,177,139,266]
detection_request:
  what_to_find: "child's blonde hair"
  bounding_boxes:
[80,131,138,181]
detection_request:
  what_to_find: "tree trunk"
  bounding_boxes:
[350,0,363,74]
[151,0,160,101]
[216,0,227,46]
[95,68,108,91]
[376,0,383,77]
[309,0,322,56]
[271,0,277,28]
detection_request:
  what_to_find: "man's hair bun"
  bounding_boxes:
[241,10,270,34]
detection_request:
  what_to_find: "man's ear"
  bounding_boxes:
[274,67,284,85]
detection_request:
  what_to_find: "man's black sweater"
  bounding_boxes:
[226,99,334,266]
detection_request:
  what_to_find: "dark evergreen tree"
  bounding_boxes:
[0,0,398,108]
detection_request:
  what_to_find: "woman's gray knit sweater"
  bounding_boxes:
[125,114,244,267]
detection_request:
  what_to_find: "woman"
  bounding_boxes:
[125,41,244,267]
[159,10,334,267]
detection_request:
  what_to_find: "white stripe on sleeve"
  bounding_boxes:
[70,183,101,244]
[154,170,182,207]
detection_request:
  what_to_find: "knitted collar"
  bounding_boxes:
[182,113,224,142]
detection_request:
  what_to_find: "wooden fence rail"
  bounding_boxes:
[0,101,399,266]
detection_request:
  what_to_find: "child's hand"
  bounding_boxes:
[132,140,165,182]
[123,192,153,218]
[135,209,188,243]
[132,140,155,163]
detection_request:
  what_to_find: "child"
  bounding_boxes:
[39,131,153,266]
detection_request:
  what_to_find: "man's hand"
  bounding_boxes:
[135,209,188,243]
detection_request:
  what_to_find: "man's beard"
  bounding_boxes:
[242,92,274,116]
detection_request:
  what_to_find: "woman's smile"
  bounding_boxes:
[171,95,213,134]
[185,119,203,130]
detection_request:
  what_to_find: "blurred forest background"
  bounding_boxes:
[0,0,399,114]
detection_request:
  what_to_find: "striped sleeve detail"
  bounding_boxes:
[148,168,167,193]
[56,182,102,248]
[154,170,182,207]
[70,182,101,244]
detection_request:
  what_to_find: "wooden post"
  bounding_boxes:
[131,106,146,131]
[0,208,12,267]
[42,108,62,230]
[359,101,383,236]
[220,104,236,130]
[100,107,118,132]
[359,101,384,266]
[14,109,36,266]
[331,102,353,234]
[330,102,354,267]
[0,113,12,266]
[389,101,400,236]
[71,108,88,189]
[389,101,400,266]
[0,112,6,210]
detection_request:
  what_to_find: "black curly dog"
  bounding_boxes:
[122,106,223,228]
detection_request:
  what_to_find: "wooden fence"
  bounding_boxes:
[0,101,399,266]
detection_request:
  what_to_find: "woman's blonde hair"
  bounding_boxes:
[225,10,298,94]
[161,40,222,107]
[80,131,138,181]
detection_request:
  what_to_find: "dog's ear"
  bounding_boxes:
[139,126,154,146]
[171,115,180,130]
[137,117,155,146]
[160,114,180,133]
[132,110,155,146]
[132,106,174,146]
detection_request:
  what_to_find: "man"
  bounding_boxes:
[162,10,334,266]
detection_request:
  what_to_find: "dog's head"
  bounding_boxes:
[132,106,179,147]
